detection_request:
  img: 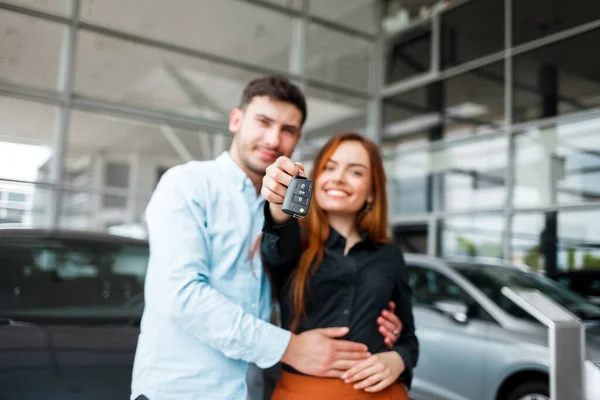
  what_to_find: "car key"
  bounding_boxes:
[281,175,313,218]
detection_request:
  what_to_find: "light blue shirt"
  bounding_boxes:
[131,152,291,400]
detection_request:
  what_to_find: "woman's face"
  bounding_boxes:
[315,140,373,215]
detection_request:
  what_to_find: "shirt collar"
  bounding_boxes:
[216,151,254,192]
[326,226,372,250]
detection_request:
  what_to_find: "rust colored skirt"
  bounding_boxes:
[271,370,410,400]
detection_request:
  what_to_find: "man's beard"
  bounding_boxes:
[239,144,269,177]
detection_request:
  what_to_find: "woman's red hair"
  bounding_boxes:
[288,132,391,332]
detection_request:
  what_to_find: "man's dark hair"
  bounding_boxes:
[239,76,307,126]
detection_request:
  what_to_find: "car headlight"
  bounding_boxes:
[585,361,600,400]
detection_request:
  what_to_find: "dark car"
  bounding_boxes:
[549,270,600,306]
[0,228,149,400]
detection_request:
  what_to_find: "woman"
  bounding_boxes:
[260,132,419,399]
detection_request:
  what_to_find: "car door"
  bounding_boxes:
[0,236,148,400]
[406,265,493,400]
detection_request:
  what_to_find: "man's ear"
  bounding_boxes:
[229,108,243,133]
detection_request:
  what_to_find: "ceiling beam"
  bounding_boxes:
[162,64,229,117]
[160,126,194,162]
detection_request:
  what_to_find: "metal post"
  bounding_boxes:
[47,0,80,229]
[365,0,385,145]
[538,64,559,275]
[430,11,441,74]
[289,0,309,161]
[502,287,586,400]
[126,152,140,224]
[502,0,514,261]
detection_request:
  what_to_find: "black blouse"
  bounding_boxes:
[260,204,419,388]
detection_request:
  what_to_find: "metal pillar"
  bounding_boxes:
[289,0,309,161]
[365,0,385,145]
[126,152,140,224]
[502,0,514,261]
[47,0,80,229]
[502,287,585,400]
[539,64,559,275]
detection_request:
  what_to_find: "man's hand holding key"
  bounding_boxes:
[261,156,308,224]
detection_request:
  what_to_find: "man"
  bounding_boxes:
[131,76,402,400]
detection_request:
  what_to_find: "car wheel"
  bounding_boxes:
[505,381,549,400]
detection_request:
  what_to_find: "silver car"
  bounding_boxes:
[403,254,600,400]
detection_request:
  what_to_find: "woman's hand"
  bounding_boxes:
[378,301,403,349]
[341,351,405,392]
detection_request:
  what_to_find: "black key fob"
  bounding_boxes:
[281,175,313,218]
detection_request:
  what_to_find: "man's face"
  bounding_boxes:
[229,95,303,177]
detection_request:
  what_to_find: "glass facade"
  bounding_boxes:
[0,0,377,234]
[0,0,599,275]
[384,0,600,274]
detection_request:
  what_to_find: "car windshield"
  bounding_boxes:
[454,264,600,322]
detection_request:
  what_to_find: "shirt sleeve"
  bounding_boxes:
[144,167,291,369]
[259,202,303,290]
[391,248,420,389]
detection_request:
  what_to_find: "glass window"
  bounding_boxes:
[434,136,507,212]
[306,23,371,93]
[62,110,191,231]
[513,0,600,46]
[444,62,505,138]
[0,238,149,319]
[73,30,263,120]
[385,144,430,216]
[0,10,63,90]
[103,163,129,209]
[80,0,293,73]
[442,214,505,259]
[0,97,55,228]
[384,24,431,85]
[441,0,504,68]
[513,28,600,123]
[310,0,376,34]
[0,98,55,181]
[512,209,600,273]
[384,62,505,142]
[302,86,367,139]
[383,86,436,141]
[5,209,25,223]
[7,192,26,202]
[514,116,600,207]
